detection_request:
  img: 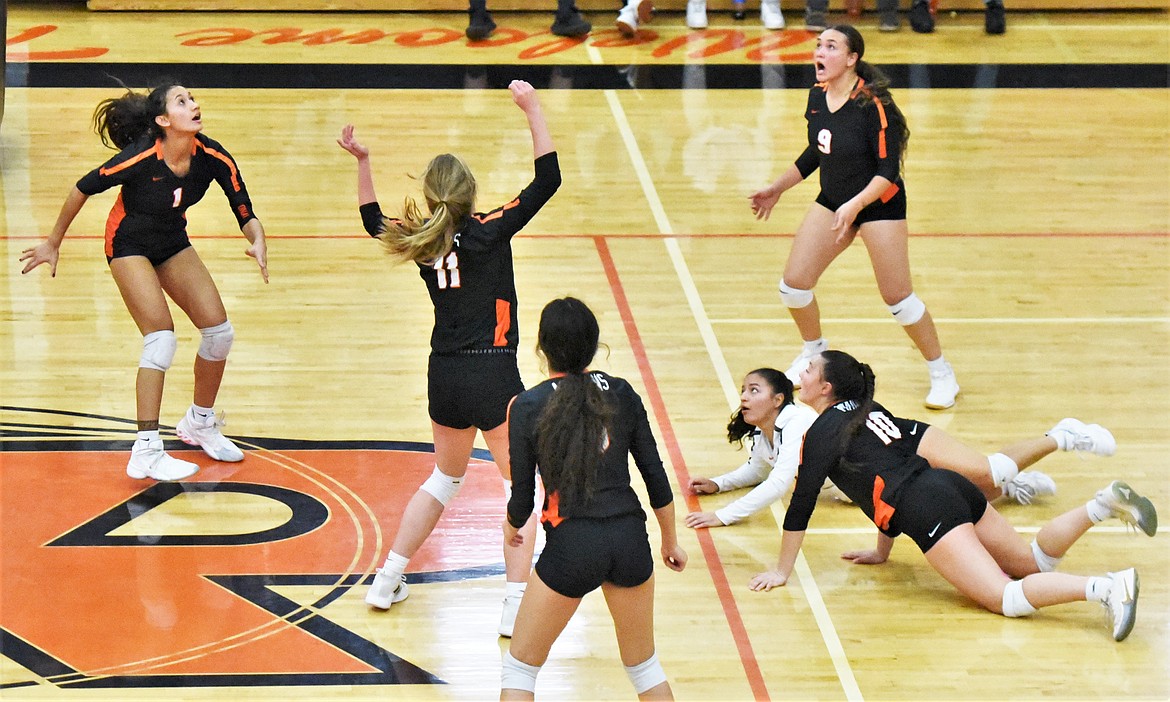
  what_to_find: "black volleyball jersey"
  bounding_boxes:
[506,371,674,529]
[793,80,905,209]
[361,152,560,355]
[76,133,256,258]
[784,401,930,536]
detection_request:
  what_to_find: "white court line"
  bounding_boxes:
[713,317,1170,325]
[596,69,864,701]
[807,526,1151,535]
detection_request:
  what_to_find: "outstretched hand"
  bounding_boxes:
[337,124,370,160]
[685,511,724,529]
[749,569,788,591]
[247,240,269,283]
[19,241,60,277]
[749,188,782,221]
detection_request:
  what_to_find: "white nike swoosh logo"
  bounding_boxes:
[910,423,918,435]
[928,522,941,537]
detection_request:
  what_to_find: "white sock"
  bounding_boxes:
[988,453,1019,489]
[926,356,950,374]
[137,430,160,443]
[1085,498,1113,524]
[381,550,410,578]
[191,404,215,420]
[505,581,527,599]
[803,338,828,354]
[1085,576,1111,602]
[1048,429,1074,452]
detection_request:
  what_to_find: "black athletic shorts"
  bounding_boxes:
[427,350,524,431]
[107,236,191,266]
[535,514,654,599]
[888,468,987,553]
[816,185,907,225]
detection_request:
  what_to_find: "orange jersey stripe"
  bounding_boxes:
[472,198,519,224]
[196,141,242,192]
[98,141,161,177]
[873,99,889,159]
[493,299,511,347]
[871,475,895,530]
[104,193,126,257]
[879,182,900,203]
[541,490,565,527]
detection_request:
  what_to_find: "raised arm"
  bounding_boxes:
[20,186,89,277]
[509,80,553,159]
[337,124,378,206]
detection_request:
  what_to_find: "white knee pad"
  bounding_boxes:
[420,466,463,506]
[625,652,667,694]
[139,330,177,371]
[1001,579,1038,618]
[197,320,234,361]
[779,279,814,309]
[501,651,540,693]
[888,292,926,326]
[1031,539,1062,573]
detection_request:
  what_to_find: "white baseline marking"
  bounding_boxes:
[713,317,1170,325]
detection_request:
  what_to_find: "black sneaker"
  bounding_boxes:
[466,7,496,40]
[909,0,934,33]
[551,8,592,37]
[984,0,1006,34]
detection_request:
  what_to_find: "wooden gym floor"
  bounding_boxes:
[2,4,1168,700]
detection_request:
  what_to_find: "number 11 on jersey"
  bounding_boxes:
[433,252,461,289]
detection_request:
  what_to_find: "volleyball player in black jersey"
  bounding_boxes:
[750,25,959,410]
[338,80,558,638]
[501,297,686,700]
[21,84,267,481]
[749,349,1158,642]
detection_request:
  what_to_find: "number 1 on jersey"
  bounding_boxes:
[433,252,461,289]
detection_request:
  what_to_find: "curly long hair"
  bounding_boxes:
[726,368,793,448]
[92,83,178,150]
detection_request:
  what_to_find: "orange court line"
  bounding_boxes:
[593,235,771,702]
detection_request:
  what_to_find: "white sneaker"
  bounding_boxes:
[924,363,959,410]
[760,0,785,29]
[1103,568,1139,642]
[498,593,523,638]
[1094,481,1158,537]
[686,0,708,29]
[366,570,409,610]
[176,411,245,462]
[616,0,653,37]
[784,340,826,387]
[1048,418,1116,457]
[126,439,199,481]
[1004,471,1056,505]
